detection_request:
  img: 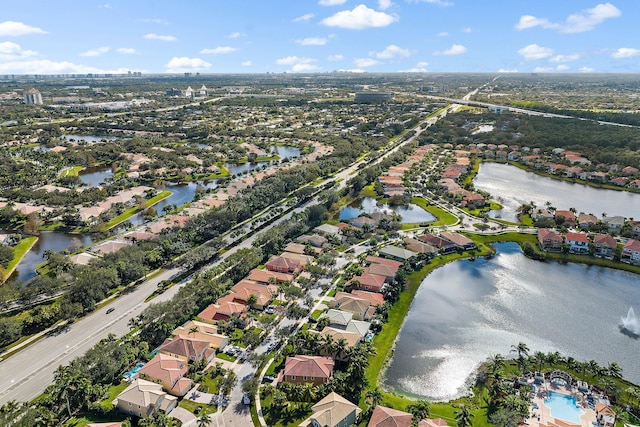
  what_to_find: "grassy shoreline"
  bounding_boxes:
[2,235,38,283]
[101,190,172,231]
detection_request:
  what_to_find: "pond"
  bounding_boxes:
[8,231,97,283]
[78,166,114,187]
[473,163,640,222]
[383,243,640,401]
[60,134,118,143]
[270,145,300,159]
[338,197,435,224]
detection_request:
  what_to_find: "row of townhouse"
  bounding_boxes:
[537,228,640,263]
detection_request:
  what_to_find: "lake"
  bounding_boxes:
[473,163,640,222]
[383,243,640,401]
[339,197,435,224]
[8,231,97,283]
[60,134,118,143]
[78,166,114,187]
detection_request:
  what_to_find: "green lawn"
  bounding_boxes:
[101,190,172,230]
[261,394,313,427]
[100,381,129,410]
[179,398,217,415]
[2,235,38,281]
[59,165,84,178]
[410,197,458,226]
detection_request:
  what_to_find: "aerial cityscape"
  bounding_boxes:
[0,2,639,427]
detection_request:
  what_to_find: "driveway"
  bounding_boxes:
[170,406,196,426]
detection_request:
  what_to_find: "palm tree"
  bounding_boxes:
[407,400,431,422]
[300,383,317,403]
[607,362,623,379]
[455,405,474,427]
[197,409,212,427]
[365,387,383,410]
[532,351,546,371]
[510,342,529,374]
[189,326,199,337]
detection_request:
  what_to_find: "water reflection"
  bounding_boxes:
[474,163,640,222]
[339,197,435,224]
[383,243,640,400]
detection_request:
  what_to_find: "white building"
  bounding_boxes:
[24,88,43,105]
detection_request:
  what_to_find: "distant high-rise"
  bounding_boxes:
[24,88,43,105]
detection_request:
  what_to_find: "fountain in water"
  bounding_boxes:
[620,307,640,337]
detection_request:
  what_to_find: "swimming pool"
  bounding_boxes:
[544,391,584,423]
[123,362,145,381]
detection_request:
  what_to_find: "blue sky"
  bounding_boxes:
[1,1,639,74]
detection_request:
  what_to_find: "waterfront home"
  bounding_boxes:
[593,234,617,259]
[345,319,371,338]
[565,232,589,254]
[554,210,576,227]
[368,405,412,427]
[299,392,361,427]
[330,294,376,321]
[136,354,193,397]
[537,228,563,251]
[440,231,476,251]
[113,378,177,419]
[621,239,640,265]
[532,208,555,222]
[282,355,334,386]
[403,237,439,256]
[631,220,640,238]
[351,216,377,229]
[577,213,598,229]
[418,233,457,254]
[351,273,387,293]
[319,327,361,349]
[605,216,626,234]
[320,309,353,328]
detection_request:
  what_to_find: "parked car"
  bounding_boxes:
[262,375,276,384]
[265,306,275,314]
[106,307,115,314]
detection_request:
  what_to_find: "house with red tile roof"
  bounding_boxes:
[403,237,438,255]
[555,210,576,226]
[157,336,214,363]
[595,403,616,427]
[265,255,300,273]
[282,355,334,386]
[227,279,278,309]
[593,234,617,259]
[419,419,449,427]
[198,301,246,322]
[350,290,385,305]
[537,228,564,251]
[368,405,412,427]
[621,239,640,265]
[351,273,387,293]
[364,263,397,282]
[247,268,294,284]
[281,252,314,268]
[565,232,589,254]
[365,256,403,269]
[418,233,457,254]
[172,320,229,350]
[137,353,193,396]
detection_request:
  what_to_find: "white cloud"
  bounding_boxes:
[517,44,553,60]
[533,66,554,72]
[228,32,246,38]
[99,3,112,8]
[373,44,410,59]
[293,13,315,22]
[328,54,344,61]
[0,21,47,36]
[241,60,252,66]
[378,0,393,10]
[321,5,398,30]
[498,68,518,73]
[354,57,379,67]
[462,27,472,33]
[437,31,449,37]
[0,42,38,60]
[401,61,428,72]
[556,64,570,71]
[549,54,580,63]
[80,46,110,57]
[165,57,212,72]
[515,3,621,33]
[0,59,130,74]
[200,46,237,55]
[579,66,595,72]
[117,47,137,54]
[144,33,176,42]
[407,0,453,6]
[434,44,467,56]
[276,56,318,72]
[611,48,640,58]
[296,37,327,46]
[417,61,429,67]
[319,0,347,5]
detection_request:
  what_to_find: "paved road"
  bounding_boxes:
[0,82,480,408]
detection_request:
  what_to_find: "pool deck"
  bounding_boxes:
[527,381,597,427]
